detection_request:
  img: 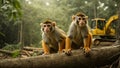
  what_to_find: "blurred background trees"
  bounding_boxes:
[0,0,119,48]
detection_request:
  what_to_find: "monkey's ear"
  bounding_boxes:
[40,23,43,26]
[52,22,56,26]
[72,15,75,21]
[85,16,88,20]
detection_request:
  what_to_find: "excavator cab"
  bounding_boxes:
[91,18,106,36]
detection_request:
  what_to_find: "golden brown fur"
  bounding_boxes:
[65,12,92,55]
[40,20,66,55]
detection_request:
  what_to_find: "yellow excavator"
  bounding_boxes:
[90,15,118,45]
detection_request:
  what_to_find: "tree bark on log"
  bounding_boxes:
[0,49,13,56]
[0,45,120,68]
[23,47,43,51]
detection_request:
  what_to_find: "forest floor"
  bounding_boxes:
[0,41,115,59]
[0,41,119,68]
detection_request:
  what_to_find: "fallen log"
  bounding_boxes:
[0,45,120,68]
[23,47,43,51]
[0,49,13,56]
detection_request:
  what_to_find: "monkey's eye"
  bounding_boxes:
[43,24,51,27]
[43,25,47,27]
[78,18,85,20]
[82,18,85,20]
[47,25,51,27]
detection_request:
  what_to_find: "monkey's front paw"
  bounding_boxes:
[84,48,91,57]
[64,49,72,56]
[85,48,91,53]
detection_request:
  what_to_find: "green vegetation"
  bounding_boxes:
[2,43,21,51]
[12,50,20,58]
[0,0,119,49]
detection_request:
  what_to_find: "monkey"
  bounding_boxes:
[65,12,92,55]
[40,20,66,55]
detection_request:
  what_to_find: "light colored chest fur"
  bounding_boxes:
[72,25,83,45]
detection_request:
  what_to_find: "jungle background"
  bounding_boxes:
[0,0,120,68]
[0,0,119,48]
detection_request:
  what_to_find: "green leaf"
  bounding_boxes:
[12,50,20,58]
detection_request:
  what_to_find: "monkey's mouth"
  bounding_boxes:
[79,23,83,26]
[45,31,50,33]
[44,30,50,33]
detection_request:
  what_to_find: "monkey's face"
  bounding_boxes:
[43,24,51,33]
[41,23,55,33]
[76,16,87,27]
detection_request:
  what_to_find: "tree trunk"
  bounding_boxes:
[0,45,120,68]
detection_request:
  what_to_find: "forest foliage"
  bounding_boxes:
[0,0,119,49]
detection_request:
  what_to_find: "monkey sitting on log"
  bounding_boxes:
[65,12,92,55]
[40,20,66,55]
